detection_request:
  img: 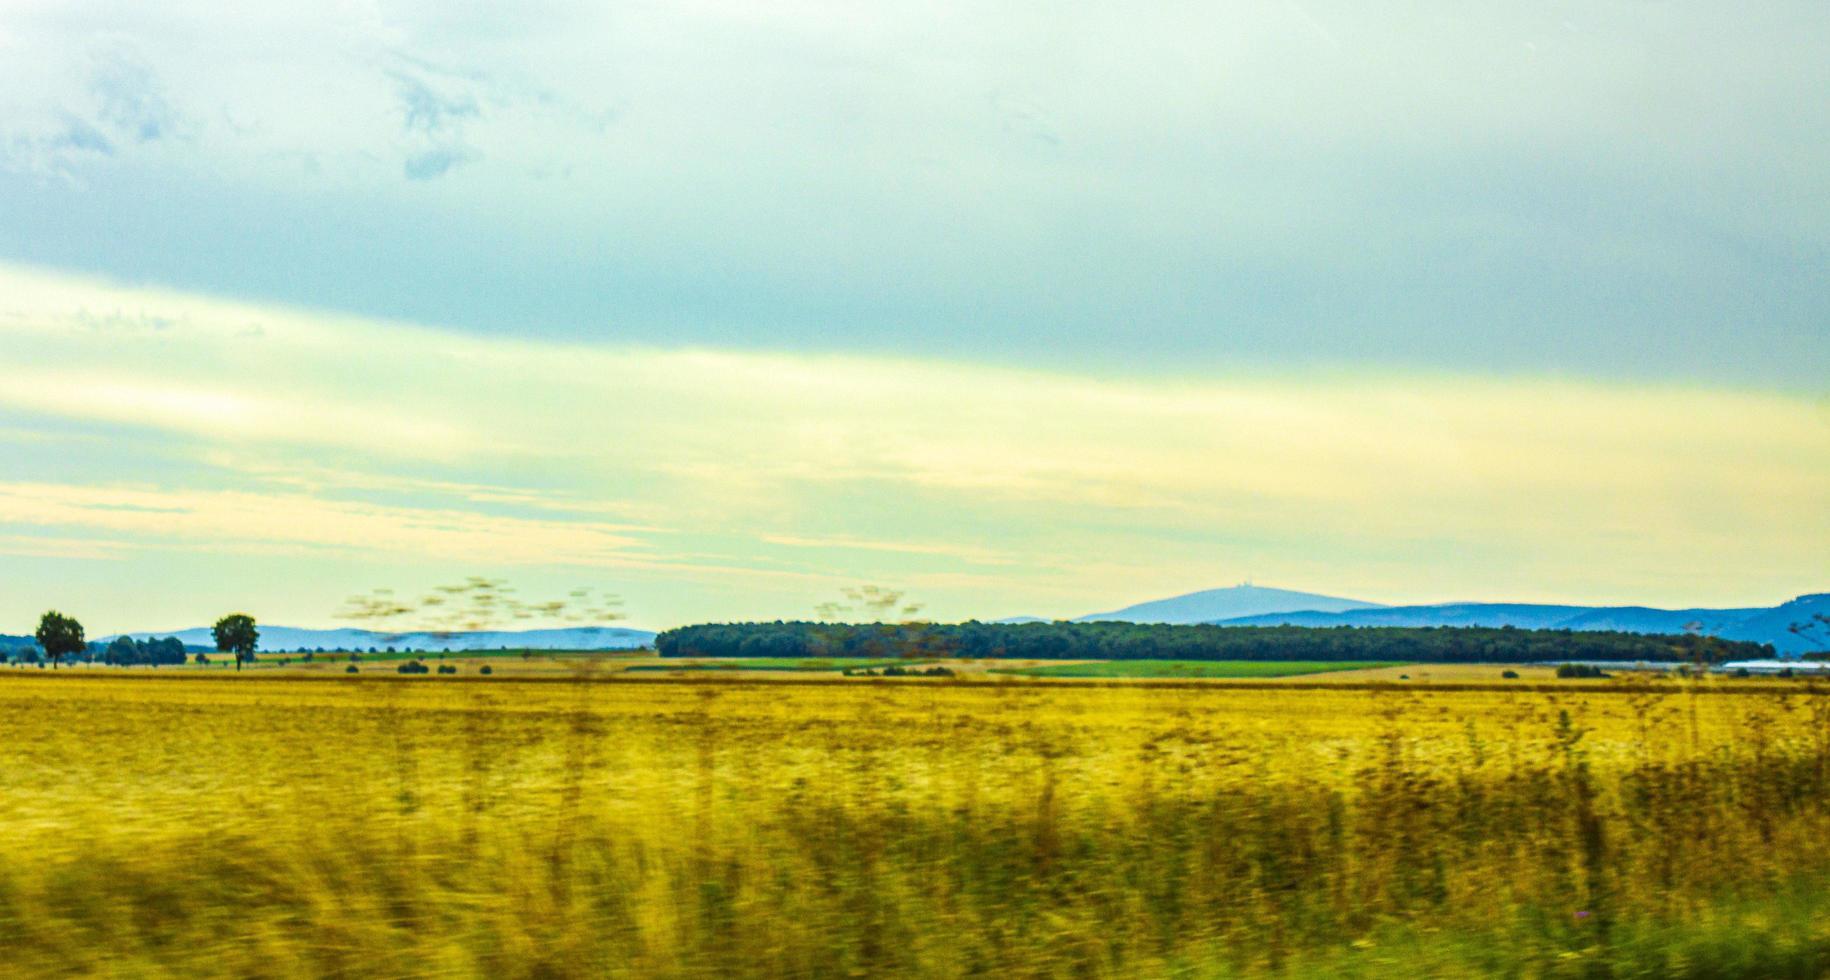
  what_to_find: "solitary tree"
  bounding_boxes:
[213,614,259,671]
[35,611,84,670]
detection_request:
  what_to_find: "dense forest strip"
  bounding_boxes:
[655,621,1772,664]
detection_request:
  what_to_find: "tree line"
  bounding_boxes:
[4,611,261,669]
[655,620,1774,664]
[7,579,621,671]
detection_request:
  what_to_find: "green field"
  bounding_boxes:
[628,657,933,672]
[221,648,641,667]
[991,659,1405,679]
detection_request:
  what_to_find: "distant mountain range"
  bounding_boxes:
[1076,585,1383,624]
[10,585,1827,659]
[1070,584,1828,657]
[107,625,656,653]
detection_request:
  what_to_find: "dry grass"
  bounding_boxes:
[45,654,1631,685]
[3,671,1829,977]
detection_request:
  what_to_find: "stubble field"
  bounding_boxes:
[2,671,1829,977]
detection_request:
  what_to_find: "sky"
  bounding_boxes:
[0,2,1825,633]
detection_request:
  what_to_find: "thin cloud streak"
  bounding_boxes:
[0,263,1823,628]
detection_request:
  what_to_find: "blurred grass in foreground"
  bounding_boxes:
[3,674,1830,977]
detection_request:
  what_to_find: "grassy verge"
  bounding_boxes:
[7,675,1830,976]
[631,657,934,672]
[224,648,648,667]
[991,659,1406,679]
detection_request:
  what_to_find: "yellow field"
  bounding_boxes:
[36,655,1585,684]
[3,672,1829,977]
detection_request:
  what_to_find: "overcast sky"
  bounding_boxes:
[0,2,1824,631]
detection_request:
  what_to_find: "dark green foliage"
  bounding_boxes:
[345,665,360,674]
[35,611,84,668]
[436,664,457,675]
[843,665,955,678]
[657,621,1769,665]
[478,665,493,675]
[1556,663,1611,679]
[397,661,430,675]
[0,634,43,662]
[1500,670,1521,679]
[99,636,188,667]
[212,614,259,671]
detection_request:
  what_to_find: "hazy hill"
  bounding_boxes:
[1219,603,1595,631]
[1211,596,1824,656]
[1076,584,1384,625]
[1719,594,1830,657]
[1554,606,1766,636]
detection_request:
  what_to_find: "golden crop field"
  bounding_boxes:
[3,671,1829,977]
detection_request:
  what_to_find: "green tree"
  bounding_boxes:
[105,635,139,666]
[213,614,259,671]
[149,637,186,667]
[35,611,84,670]
[813,585,936,660]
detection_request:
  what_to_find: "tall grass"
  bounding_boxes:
[2,675,1829,976]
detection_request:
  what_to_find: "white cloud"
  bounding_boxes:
[0,2,1822,384]
[0,263,1823,626]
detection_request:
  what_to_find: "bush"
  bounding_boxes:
[1501,670,1520,680]
[1556,663,1610,679]
[845,664,956,678]
[479,665,493,676]
[436,664,457,675]
[397,661,430,675]
[345,665,359,674]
